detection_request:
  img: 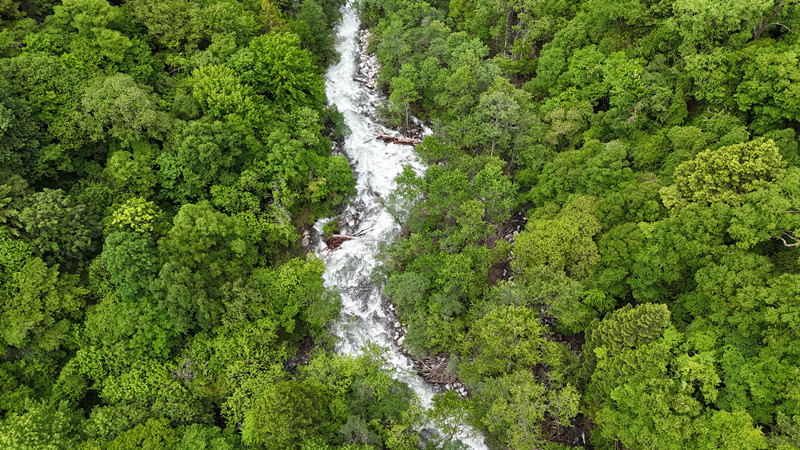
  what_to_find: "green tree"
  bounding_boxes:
[471,77,524,157]
[0,174,28,235]
[96,357,209,425]
[0,0,22,23]
[235,256,340,343]
[584,303,767,449]
[432,35,496,124]
[0,400,83,449]
[177,423,238,450]
[79,73,170,147]
[103,150,158,198]
[474,370,579,449]
[19,189,99,267]
[126,0,205,51]
[389,75,419,132]
[171,117,259,199]
[105,418,181,449]
[189,64,261,120]
[153,202,257,334]
[241,380,333,448]
[0,255,85,352]
[460,304,549,382]
[673,0,764,55]
[0,52,83,177]
[498,266,598,333]
[232,31,325,111]
[291,0,337,68]
[0,78,47,180]
[629,202,731,303]
[101,232,157,299]
[108,197,162,235]
[737,43,800,132]
[513,196,601,279]
[730,167,800,248]
[661,138,785,208]
[591,222,645,305]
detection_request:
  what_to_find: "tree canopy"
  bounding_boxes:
[2,0,800,447]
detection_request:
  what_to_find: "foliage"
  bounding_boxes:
[367,0,800,446]
[661,138,786,208]
[512,196,601,279]
[0,0,366,446]
[79,73,171,147]
[153,201,257,334]
[19,189,99,267]
[241,380,333,448]
[1,0,799,446]
[0,400,83,449]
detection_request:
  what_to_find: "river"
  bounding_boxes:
[312,3,487,449]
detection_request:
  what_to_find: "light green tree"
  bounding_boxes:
[661,138,785,208]
[513,196,601,279]
[389,75,418,132]
[241,380,332,448]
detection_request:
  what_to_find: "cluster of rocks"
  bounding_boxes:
[387,301,405,344]
[385,301,471,397]
[442,382,469,398]
[300,229,311,251]
[500,213,527,280]
[354,29,380,90]
[501,212,527,244]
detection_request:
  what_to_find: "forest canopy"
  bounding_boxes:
[364,0,800,448]
[0,0,409,448]
[1,0,800,448]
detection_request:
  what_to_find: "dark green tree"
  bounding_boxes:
[19,189,99,267]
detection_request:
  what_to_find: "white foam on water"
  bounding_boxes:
[314,4,487,449]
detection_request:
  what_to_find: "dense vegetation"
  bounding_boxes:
[1,0,800,448]
[0,0,446,448]
[365,0,800,448]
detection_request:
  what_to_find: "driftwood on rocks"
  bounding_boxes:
[415,354,470,396]
[376,130,421,147]
[326,234,353,250]
[416,355,458,384]
[324,234,394,257]
[328,234,393,246]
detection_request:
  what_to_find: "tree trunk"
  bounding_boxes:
[405,104,410,133]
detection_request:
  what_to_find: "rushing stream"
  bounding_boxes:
[312,4,487,449]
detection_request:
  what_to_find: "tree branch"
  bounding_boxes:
[771,230,800,247]
[754,0,790,39]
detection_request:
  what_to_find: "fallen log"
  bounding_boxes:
[325,234,387,257]
[376,130,421,146]
[326,234,353,250]
[330,234,393,243]
[325,234,394,257]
